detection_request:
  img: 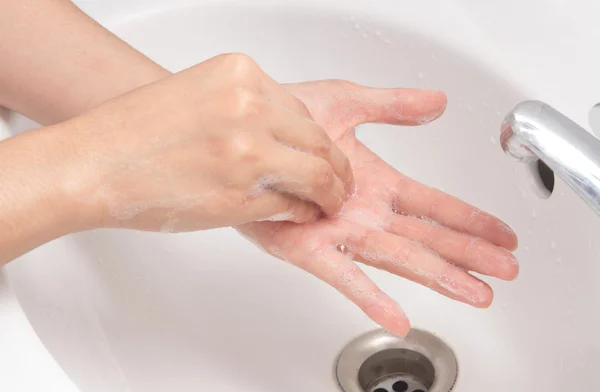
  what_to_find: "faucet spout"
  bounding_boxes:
[501,100,600,216]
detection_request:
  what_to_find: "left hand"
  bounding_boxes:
[238,80,518,336]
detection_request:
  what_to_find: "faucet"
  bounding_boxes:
[501,100,600,216]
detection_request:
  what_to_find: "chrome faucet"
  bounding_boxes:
[501,100,600,216]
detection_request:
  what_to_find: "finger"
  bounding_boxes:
[270,108,354,193]
[296,246,410,336]
[287,80,448,128]
[267,146,347,216]
[259,73,315,119]
[390,175,518,251]
[386,213,519,280]
[247,191,319,223]
[353,231,494,308]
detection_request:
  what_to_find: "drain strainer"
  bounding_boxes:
[336,329,458,392]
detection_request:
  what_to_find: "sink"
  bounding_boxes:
[2,0,600,391]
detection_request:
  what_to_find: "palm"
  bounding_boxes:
[238,81,518,335]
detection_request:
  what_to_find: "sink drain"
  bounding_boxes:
[335,329,457,392]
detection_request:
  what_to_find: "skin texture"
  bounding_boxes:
[239,81,519,336]
[64,54,354,230]
[0,0,168,124]
[0,0,518,336]
[0,54,357,263]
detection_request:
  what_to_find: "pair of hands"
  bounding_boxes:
[57,53,517,335]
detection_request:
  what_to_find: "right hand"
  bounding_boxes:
[59,54,354,233]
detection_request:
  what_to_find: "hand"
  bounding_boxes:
[238,80,518,336]
[62,54,354,233]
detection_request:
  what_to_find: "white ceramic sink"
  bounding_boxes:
[2,1,600,391]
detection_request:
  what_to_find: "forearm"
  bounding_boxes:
[0,123,91,264]
[0,0,169,125]
[0,1,177,265]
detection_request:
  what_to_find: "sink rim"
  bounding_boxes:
[2,1,600,391]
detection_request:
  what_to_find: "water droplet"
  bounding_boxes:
[354,22,361,30]
[490,135,497,145]
[550,241,557,250]
[588,240,593,250]
[417,71,424,79]
[531,209,537,219]
[496,110,502,117]
[556,256,563,265]
[375,29,382,37]
[466,105,473,112]
[430,52,437,60]
[524,244,529,252]
[361,31,368,38]
[434,136,442,143]
[483,101,491,108]
[383,38,392,44]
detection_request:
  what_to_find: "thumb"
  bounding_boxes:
[288,80,448,129]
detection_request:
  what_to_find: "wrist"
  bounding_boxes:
[37,121,108,233]
[0,124,101,263]
[2,124,99,235]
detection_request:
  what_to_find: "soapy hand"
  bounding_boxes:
[238,80,518,336]
[64,54,354,232]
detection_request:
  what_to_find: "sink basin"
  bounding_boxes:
[2,0,600,391]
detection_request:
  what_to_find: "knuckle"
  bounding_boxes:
[221,53,260,80]
[228,131,259,162]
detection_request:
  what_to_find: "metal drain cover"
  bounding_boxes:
[335,329,458,392]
